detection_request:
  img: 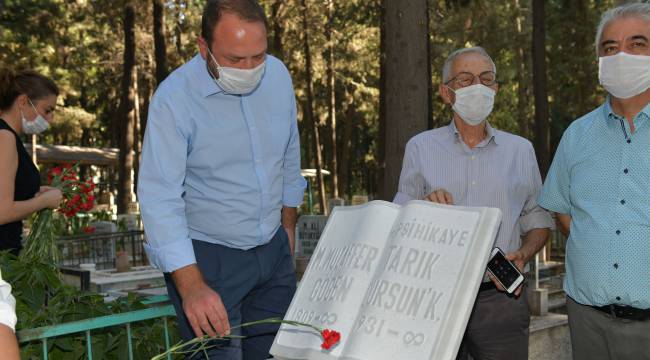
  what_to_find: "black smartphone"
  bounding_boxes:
[486,247,524,293]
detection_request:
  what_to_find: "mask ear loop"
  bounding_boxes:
[206,48,221,80]
[27,98,44,120]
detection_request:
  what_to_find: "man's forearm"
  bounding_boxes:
[282,206,298,254]
[519,228,550,262]
[556,213,571,237]
[171,264,206,298]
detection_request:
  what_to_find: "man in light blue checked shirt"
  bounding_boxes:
[137,1,306,358]
[539,3,650,360]
[394,46,554,360]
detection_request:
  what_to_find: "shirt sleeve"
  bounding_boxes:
[137,94,196,273]
[394,140,425,205]
[0,271,16,332]
[519,144,555,233]
[538,129,572,215]
[282,83,307,207]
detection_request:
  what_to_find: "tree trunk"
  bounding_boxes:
[301,0,327,214]
[270,0,285,60]
[514,0,530,138]
[532,0,550,178]
[153,0,168,84]
[380,0,430,200]
[133,68,141,195]
[377,0,387,201]
[174,0,183,54]
[338,96,356,200]
[117,0,136,214]
[325,0,339,199]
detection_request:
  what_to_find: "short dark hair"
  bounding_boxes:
[0,68,59,111]
[201,0,268,47]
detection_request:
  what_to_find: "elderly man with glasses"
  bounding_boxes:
[394,46,554,360]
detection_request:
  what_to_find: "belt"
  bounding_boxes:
[591,304,650,321]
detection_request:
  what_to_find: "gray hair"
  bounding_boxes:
[441,46,497,83]
[595,2,650,55]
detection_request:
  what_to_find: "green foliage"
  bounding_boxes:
[0,0,627,198]
[0,252,179,359]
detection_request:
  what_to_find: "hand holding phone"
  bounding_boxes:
[486,247,524,294]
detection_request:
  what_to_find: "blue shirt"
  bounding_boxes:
[138,54,306,273]
[395,121,554,257]
[539,99,650,309]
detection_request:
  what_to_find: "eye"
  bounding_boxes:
[603,46,617,54]
[631,41,646,48]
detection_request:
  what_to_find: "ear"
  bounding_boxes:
[198,36,209,60]
[439,83,455,105]
[15,94,29,110]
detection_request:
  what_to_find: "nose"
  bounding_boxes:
[238,58,256,70]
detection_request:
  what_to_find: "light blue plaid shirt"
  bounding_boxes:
[138,54,306,273]
[539,99,650,309]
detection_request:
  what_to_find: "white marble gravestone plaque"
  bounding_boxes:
[271,200,502,360]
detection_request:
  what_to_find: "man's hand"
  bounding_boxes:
[488,250,526,296]
[556,213,571,237]
[171,265,230,338]
[282,206,298,256]
[425,189,454,205]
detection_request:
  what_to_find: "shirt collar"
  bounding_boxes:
[602,95,650,126]
[191,54,226,98]
[448,119,499,146]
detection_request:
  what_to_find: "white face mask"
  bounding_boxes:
[599,52,650,99]
[450,84,496,126]
[207,49,266,95]
[21,99,50,135]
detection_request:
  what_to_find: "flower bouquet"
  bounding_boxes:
[21,164,96,264]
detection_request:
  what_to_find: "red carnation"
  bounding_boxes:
[320,329,341,350]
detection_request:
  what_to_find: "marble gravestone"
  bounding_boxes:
[271,200,502,360]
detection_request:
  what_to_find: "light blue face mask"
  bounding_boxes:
[21,98,50,135]
[206,48,266,95]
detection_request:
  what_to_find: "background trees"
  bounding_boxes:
[0,0,619,213]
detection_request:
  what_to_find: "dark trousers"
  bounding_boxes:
[165,228,296,360]
[567,297,650,360]
[456,286,530,360]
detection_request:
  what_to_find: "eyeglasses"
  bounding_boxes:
[445,71,497,88]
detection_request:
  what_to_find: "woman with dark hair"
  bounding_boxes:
[0,68,62,254]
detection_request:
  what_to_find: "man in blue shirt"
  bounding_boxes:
[539,3,650,359]
[138,1,306,358]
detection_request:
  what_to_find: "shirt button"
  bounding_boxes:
[627,139,631,144]
[620,199,626,205]
[471,155,476,160]
[616,230,621,235]
[616,296,621,301]
[471,181,476,185]
[613,263,619,269]
[623,168,629,174]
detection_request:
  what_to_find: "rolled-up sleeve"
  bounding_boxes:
[538,130,572,215]
[138,94,195,273]
[519,145,555,233]
[394,140,425,205]
[0,272,16,332]
[282,84,307,207]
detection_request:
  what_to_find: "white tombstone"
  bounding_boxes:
[295,215,329,257]
[271,200,502,360]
